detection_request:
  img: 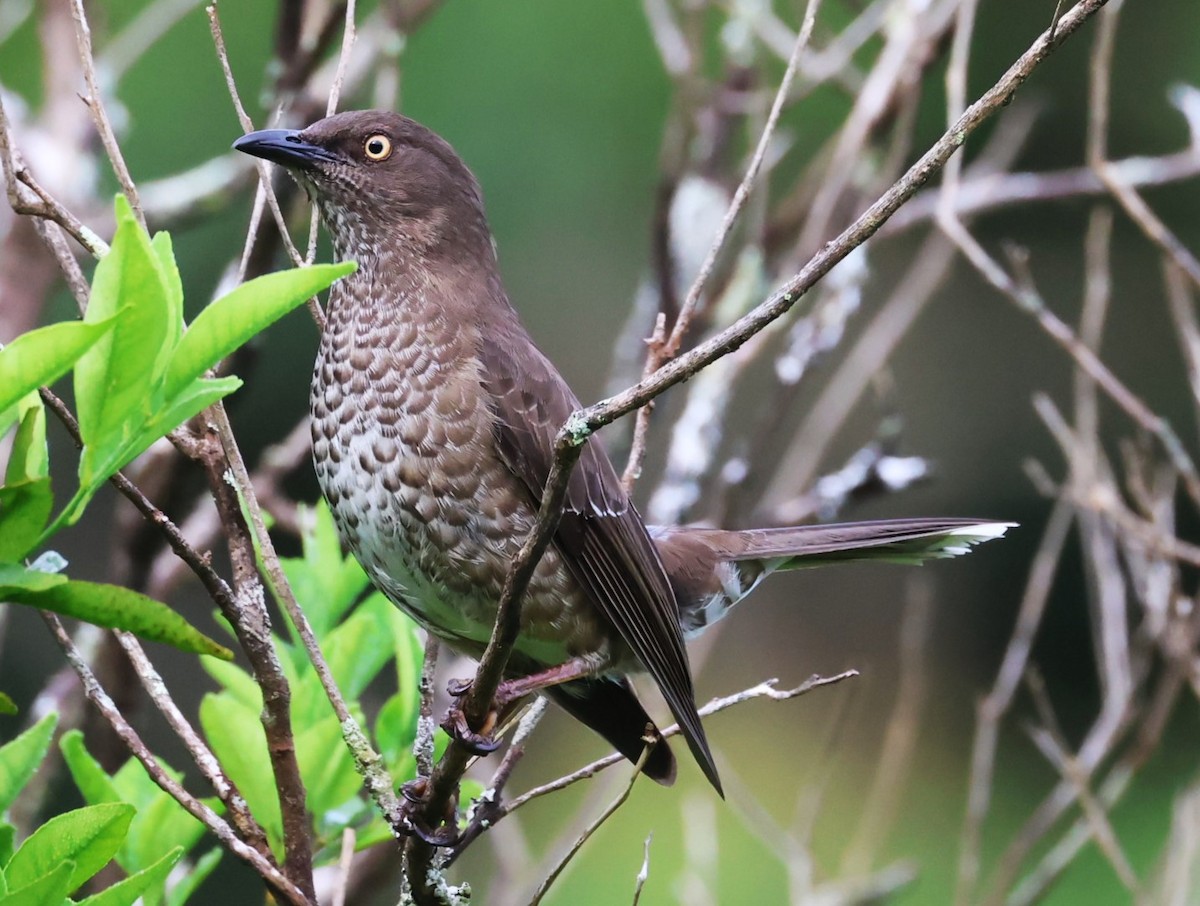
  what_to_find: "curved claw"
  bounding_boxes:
[404,814,461,847]
[397,778,461,847]
[446,676,473,697]
[441,707,502,754]
[400,777,428,804]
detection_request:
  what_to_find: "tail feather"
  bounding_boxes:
[545,677,677,785]
[721,517,1014,567]
[652,518,1013,637]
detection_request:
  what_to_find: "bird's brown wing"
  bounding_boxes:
[479,318,721,793]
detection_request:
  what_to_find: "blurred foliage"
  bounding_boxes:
[2,0,1200,903]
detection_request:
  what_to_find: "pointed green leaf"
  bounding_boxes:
[375,693,418,776]
[163,262,354,400]
[150,231,183,354]
[119,780,206,878]
[0,822,14,865]
[4,395,47,486]
[295,716,360,825]
[0,321,114,429]
[199,659,261,711]
[0,479,53,563]
[0,563,67,595]
[63,733,207,883]
[76,197,173,485]
[59,731,121,807]
[199,694,281,856]
[2,572,232,660]
[0,713,56,816]
[1,396,53,559]
[6,802,133,893]
[283,502,369,638]
[0,695,14,717]
[59,376,241,535]
[75,846,181,906]
[143,377,242,442]
[164,847,221,906]
[0,858,73,906]
[323,596,396,701]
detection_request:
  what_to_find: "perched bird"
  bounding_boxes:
[234,111,1009,799]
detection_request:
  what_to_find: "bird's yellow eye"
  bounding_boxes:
[363,134,392,161]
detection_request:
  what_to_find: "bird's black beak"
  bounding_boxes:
[233,128,339,169]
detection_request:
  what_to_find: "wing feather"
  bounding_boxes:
[479,313,721,792]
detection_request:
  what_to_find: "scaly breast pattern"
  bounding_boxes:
[310,264,611,670]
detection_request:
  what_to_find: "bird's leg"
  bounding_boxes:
[397,776,461,846]
[442,655,598,754]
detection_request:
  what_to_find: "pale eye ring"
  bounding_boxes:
[364,134,392,161]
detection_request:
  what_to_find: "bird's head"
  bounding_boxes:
[234,110,491,261]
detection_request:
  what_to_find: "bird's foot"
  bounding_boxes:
[398,778,461,847]
[441,677,503,755]
[440,706,502,754]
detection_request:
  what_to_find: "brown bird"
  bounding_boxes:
[234,110,1009,800]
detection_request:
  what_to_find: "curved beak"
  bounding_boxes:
[233,129,339,169]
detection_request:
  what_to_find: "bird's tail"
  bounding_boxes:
[651,517,1013,638]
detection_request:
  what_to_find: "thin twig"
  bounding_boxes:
[503,672,858,819]
[955,496,1075,905]
[631,834,652,906]
[0,93,107,257]
[664,0,822,358]
[206,4,313,292]
[114,631,271,856]
[1024,672,1138,891]
[68,0,144,227]
[527,746,652,906]
[41,613,312,906]
[184,420,316,898]
[208,405,405,833]
[941,219,1200,505]
[325,0,358,116]
[414,635,440,780]
[621,0,822,490]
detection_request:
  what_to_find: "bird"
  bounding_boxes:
[233,110,1010,805]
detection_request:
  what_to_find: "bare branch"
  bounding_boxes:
[42,613,312,906]
[68,0,143,226]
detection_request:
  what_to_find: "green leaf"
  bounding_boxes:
[0,713,56,816]
[57,377,242,534]
[0,320,115,426]
[119,781,206,879]
[0,822,14,865]
[1,571,232,660]
[0,563,67,595]
[199,694,281,855]
[76,197,173,488]
[59,731,120,807]
[163,262,354,400]
[0,479,53,564]
[374,693,418,774]
[199,659,261,711]
[75,846,181,906]
[0,696,14,717]
[164,847,221,906]
[0,395,54,557]
[6,802,133,894]
[142,377,241,442]
[296,716,360,826]
[150,231,183,352]
[282,502,370,639]
[0,858,74,906]
[3,395,47,485]
[62,733,206,886]
[323,596,396,702]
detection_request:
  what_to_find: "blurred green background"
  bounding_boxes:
[3,0,1199,902]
